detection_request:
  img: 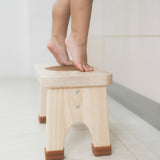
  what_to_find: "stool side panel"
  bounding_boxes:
[45,86,111,154]
[82,87,111,147]
[46,89,66,151]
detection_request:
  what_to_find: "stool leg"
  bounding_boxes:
[39,86,47,123]
[83,87,112,156]
[45,89,66,160]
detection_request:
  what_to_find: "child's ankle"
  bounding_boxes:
[69,32,87,46]
[51,35,65,45]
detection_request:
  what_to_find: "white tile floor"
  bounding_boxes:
[0,77,160,160]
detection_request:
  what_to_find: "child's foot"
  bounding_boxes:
[65,34,94,72]
[47,37,73,66]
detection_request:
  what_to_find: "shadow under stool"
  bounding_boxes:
[35,64,112,160]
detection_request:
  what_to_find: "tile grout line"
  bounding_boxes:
[89,35,160,38]
[110,126,160,160]
[108,97,160,159]
[110,129,139,160]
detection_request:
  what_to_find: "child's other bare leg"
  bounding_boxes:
[47,0,73,66]
[65,0,94,72]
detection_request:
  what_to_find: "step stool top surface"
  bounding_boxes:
[35,64,112,88]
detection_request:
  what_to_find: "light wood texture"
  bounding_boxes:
[39,86,47,117]
[46,87,111,151]
[35,64,112,156]
[35,64,112,88]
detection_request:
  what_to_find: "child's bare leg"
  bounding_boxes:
[47,0,73,66]
[65,0,94,72]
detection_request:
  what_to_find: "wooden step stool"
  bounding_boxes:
[35,64,112,160]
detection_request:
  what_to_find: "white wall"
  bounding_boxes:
[28,0,72,75]
[88,0,160,103]
[28,0,58,76]
[0,0,30,76]
[0,0,159,103]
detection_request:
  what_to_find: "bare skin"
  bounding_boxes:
[65,0,94,72]
[47,0,73,66]
[47,0,94,71]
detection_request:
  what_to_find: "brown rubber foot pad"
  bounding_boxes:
[45,148,64,160]
[92,144,112,156]
[39,115,46,123]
